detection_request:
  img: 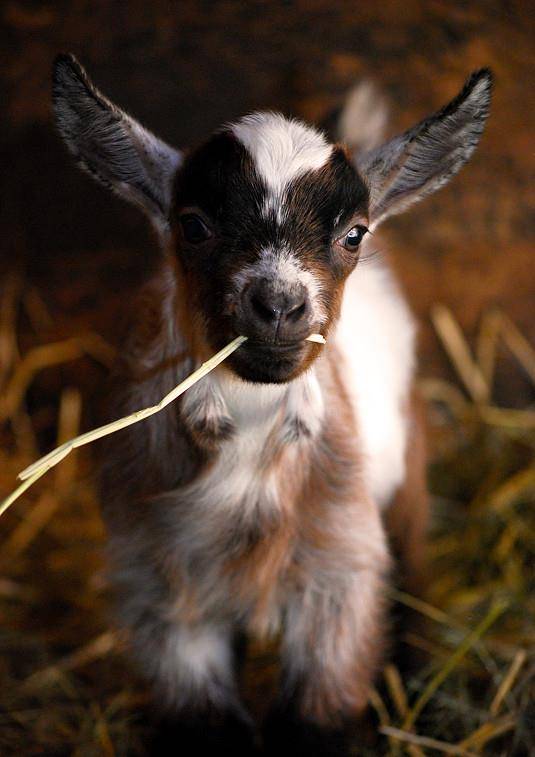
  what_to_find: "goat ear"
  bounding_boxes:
[356,69,492,228]
[52,54,182,228]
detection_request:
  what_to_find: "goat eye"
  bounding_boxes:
[341,225,368,251]
[179,213,212,244]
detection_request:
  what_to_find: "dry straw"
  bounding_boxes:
[0,333,325,517]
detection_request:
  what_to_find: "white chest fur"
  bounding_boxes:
[335,257,416,508]
[181,369,325,527]
[184,379,287,519]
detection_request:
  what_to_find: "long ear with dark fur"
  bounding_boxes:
[52,54,182,229]
[355,69,492,228]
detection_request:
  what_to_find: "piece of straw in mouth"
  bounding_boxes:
[306,333,326,344]
[0,333,325,515]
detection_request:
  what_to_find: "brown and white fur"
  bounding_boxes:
[52,55,492,755]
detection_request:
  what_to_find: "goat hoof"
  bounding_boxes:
[262,705,379,757]
[262,711,348,757]
[148,710,258,756]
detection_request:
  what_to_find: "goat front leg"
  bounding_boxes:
[108,551,256,755]
[266,500,390,755]
[142,620,256,755]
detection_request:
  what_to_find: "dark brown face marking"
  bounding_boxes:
[171,128,369,383]
[281,146,369,276]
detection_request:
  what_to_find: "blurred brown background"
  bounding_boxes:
[1,5,534,752]
[1,0,534,404]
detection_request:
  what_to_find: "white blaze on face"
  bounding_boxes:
[230,112,333,222]
[230,113,333,325]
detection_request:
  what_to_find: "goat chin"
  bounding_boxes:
[225,341,310,384]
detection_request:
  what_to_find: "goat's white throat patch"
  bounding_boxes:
[230,112,333,221]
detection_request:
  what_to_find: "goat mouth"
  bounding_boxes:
[227,339,307,383]
[246,339,304,354]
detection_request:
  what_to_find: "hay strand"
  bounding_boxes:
[431,304,489,404]
[17,334,249,482]
[457,715,517,751]
[380,727,478,756]
[489,649,527,716]
[402,601,507,731]
[0,334,325,517]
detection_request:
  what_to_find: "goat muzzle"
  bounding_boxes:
[239,278,311,344]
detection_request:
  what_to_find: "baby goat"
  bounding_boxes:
[52,55,491,755]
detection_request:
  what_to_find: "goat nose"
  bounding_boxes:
[243,280,309,340]
[249,284,307,325]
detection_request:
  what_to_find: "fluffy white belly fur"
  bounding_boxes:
[335,257,416,508]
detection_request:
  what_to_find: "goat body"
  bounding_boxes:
[53,56,491,751]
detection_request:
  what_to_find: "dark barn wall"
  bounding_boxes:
[1,0,533,400]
